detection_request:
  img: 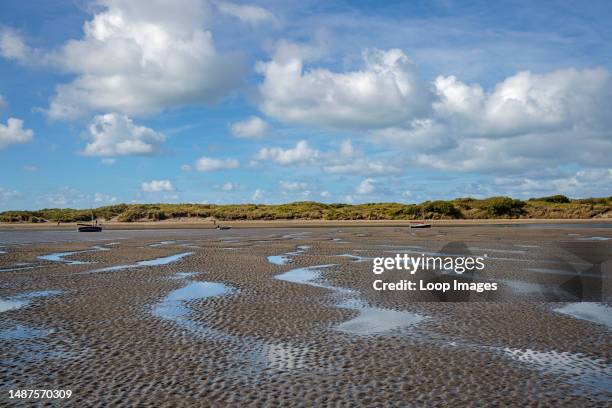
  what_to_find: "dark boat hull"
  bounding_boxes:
[78,226,102,232]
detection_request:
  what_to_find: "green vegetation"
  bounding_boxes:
[1,196,610,223]
[531,194,570,203]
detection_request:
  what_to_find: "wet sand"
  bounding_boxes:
[0,225,611,406]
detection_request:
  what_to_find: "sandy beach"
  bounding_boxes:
[1,224,611,406]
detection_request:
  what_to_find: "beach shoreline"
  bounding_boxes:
[1,217,611,230]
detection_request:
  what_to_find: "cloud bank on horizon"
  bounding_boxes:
[0,0,611,209]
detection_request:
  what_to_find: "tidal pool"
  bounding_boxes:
[0,290,62,313]
[501,347,612,397]
[554,302,612,330]
[275,264,426,335]
[89,252,193,273]
[0,298,28,313]
[267,245,311,265]
[153,281,234,321]
[267,255,290,265]
[38,245,111,265]
[0,325,54,341]
[336,306,426,335]
[149,241,178,247]
[577,236,611,241]
[337,253,372,263]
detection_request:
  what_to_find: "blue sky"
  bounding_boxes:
[1,0,611,210]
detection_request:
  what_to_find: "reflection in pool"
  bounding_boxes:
[153,281,234,322]
[275,264,426,335]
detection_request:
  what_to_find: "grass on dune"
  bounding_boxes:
[1,195,610,223]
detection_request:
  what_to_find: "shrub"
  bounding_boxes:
[484,197,525,217]
[422,201,461,218]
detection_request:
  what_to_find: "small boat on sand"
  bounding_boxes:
[410,222,431,229]
[78,224,103,232]
[78,210,102,232]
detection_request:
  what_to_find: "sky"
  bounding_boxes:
[0,0,611,210]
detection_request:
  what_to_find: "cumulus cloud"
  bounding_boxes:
[372,67,612,175]
[83,113,165,156]
[195,156,239,171]
[356,178,375,194]
[216,1,276,25]
[255,140,318,165]
[279,180,307,191]
[0,117,34,149]
[256,45,430,129]
[141,180,175,192]
[371,119,455,152]
[230,116,269,138]
[433,68,611,138]
[0,1,245,119]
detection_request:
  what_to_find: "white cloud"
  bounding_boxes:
[101,158,116,165]
[44,187,87,207]
[22,165,37,172]
[255,140,318,165]
[256,45,430,129]
[433,68,611,138]
[0,187,20,203]
[221,181,242,191]
[371,119,455,152]
[279,180,307,191]
[493,169,612,198]
[356,178,375,194]
[320,191,331,198]
[195,156,239,171]
[0,95,7,109]
[94,192,118,203]
[252,188,263,201]
[0,28,32,63]
[0,117,34,149]
[339,139,356,157]
[141,180,175,192]
[216,1,276,25]
[83,113,165,156]
[374,67,612,175]
[0,1,245,119]
[323,159,398,175]
[230,116,269,138]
